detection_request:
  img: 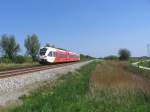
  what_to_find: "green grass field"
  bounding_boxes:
[5,61,150,112]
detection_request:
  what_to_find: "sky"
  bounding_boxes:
[0,0,150,57]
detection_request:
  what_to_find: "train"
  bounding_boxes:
[38,47,80,64]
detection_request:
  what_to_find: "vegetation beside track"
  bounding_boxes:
[5,60,150,112]
[0,63,40,71]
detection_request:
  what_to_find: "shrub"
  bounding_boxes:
[0,57,12,63]
[13,56,26,64]
[0,55,36,64]
[118,49,131,61]
[24,56,34,63]
[80,54,94,61]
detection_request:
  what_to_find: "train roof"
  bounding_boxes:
[40,47,80,55]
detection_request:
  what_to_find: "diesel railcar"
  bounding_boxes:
[38,47,80,64]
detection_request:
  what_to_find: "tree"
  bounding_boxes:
[24,34,40,61]
[0,34,20,59]
[118,49,131,60]
[45,43,55,47]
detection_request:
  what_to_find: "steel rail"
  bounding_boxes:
[0,62,80,79]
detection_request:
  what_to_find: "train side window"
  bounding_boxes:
[53,52,56,57]
[55,52,59,58]
[48,51,53,57]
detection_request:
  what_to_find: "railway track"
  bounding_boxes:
[0,62,80,79]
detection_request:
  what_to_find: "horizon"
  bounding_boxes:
[0,0,150,57]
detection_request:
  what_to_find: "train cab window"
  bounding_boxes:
[40,48,47,55]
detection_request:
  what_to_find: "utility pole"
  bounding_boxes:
[147,44,150,57]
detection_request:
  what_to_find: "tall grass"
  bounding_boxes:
[90,61,150,112]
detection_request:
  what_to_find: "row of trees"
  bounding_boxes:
[0,34,40,62]
[0,34,95,63]
[0,34,131,63]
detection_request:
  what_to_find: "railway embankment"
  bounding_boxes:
[0,61,91,107]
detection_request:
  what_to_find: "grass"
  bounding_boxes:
[0,63,40,71]
[5,60,150,112]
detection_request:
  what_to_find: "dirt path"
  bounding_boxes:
[132,60,150,70]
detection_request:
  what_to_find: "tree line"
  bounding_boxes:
[0,34,131,63]
[0,34,40,63]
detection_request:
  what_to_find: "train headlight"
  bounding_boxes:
[44,56,47,58]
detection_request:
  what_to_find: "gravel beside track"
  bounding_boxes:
[0,62,81,78]
[0,61,91,106]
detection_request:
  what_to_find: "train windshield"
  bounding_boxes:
[39,48,47,55]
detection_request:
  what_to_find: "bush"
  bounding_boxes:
[0,56,28,64]
[118,49,131,61]
[0,57,12,63]
[24,56,34,63]
[13,56,26,64]
[148,62,150,68]
[80,54,94,61]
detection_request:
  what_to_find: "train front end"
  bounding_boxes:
[38,47,56,64]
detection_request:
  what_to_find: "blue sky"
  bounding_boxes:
[0,0,150,57]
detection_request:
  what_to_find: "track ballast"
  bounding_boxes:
[0,62,80,79]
